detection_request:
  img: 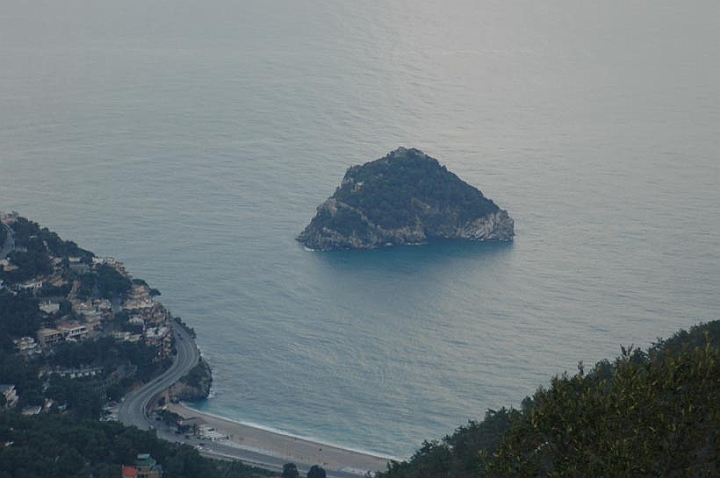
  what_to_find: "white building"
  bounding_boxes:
[39,301,60,314]
[57,323,88,341]
[0,385,18,408]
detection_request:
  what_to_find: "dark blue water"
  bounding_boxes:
[1,0,718,458]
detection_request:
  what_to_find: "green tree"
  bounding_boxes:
[3,238,52,283]
[282,463,300,478]
[307,465,326,478]
[8,217,42,248]
[0,291,41,340]
[307,465,327,478]
[486,337,720,477]
[0,413,274,478]
[377,321,720,478]
[95,263,131,297]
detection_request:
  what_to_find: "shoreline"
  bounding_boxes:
[165,309,395,475]
[166,402,393,475]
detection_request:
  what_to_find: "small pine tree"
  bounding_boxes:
[307,465,326,478]
[282,463,300,478]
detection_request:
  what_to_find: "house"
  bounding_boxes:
[198,425,227,441]
[127,284,151,302]
[56,322,88,341]
[94,298,112,313]
[0,385,18,408]
[37,328,64,347]
[37,323,89,347]
[72,301,105,324]
[68,256,89,274]
[39,301,60,314]
[0,259,18,272]
[18,280,43,290]
[122,466,139,478]
[123,298,154,311]
[135,453,163,477]
[112,331,142,343]
[144,326,172,358]
[21,405,42,415]
[13,336,40,356]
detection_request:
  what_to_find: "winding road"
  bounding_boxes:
[116,320,200,430]
[114,322,309,474]
[116,320,381,477]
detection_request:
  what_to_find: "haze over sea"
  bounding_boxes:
[1,0,718,458]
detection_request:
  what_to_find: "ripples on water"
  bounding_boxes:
[1,0,719,457]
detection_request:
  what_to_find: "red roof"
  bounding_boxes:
[122,465,139,478]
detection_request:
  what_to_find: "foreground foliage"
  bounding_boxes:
[0,413,273,478]
[378,321,720,478]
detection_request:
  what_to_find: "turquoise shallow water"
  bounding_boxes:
[1,0,719,458]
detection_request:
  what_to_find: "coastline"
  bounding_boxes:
[166,402,393,475]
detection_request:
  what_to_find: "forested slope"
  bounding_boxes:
[378,321,720,478]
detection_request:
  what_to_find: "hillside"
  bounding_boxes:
[0,413,272,478]
[297,148,514,250]
[0,213,179,419]
[377,321,720,478]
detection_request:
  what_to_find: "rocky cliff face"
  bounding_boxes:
[455,210,515,241]
[168,358,212,402]
[297,148,514,251]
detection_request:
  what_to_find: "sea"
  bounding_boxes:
[1,0,718,459]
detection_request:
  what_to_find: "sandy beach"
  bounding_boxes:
[166,402,393,475]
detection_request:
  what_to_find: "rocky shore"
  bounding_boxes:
[168,357,213,402]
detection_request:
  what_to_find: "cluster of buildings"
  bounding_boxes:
[1,213,176,413]
[32,296,111,349]
[0,384,55,415]
[28,280,173,360]
[8,255,174,359]
[118,283,173,358]
[169,415,227,442]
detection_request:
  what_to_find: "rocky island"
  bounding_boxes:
[297,148,514,250]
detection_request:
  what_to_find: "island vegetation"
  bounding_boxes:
[297,148,514,250]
